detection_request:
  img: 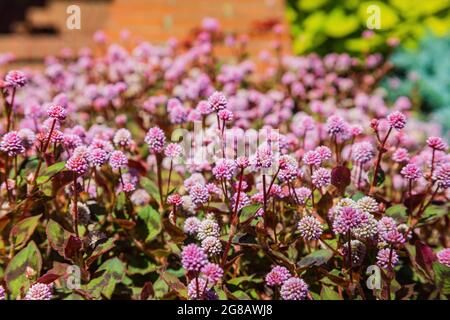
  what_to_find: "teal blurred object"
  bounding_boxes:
[382,33,450,134]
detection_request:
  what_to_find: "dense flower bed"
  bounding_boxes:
[0,19,448,300]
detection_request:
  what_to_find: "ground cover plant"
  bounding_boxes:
[0,18,448,300]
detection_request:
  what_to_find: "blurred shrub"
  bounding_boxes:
[286,0,450,54]
[382,33,450,133]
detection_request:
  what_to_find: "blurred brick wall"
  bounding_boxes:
[0,0,290,67]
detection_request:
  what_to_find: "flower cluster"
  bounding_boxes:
[0,17,447,301]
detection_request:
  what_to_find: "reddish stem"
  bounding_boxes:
[221,167,244,267]
[370,127,392,195]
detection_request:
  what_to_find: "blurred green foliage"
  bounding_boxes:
[382,34,450,133]
[286,0,450,54]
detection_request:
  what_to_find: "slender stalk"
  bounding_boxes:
[165,160,173,200]
[369,127,393,195]
[72,174,79,237]
[262,174,268,229]
[195,276,200,300]
[357,162,363,189]
[221,167,244,267]
[333,135,340,164]
[31,119,57,188]
[429,149,436,179]
[155,154,164,208]
[6,88,16,132]
[386,245,394,300]
[347,231,353,284]
[3,155,12,204]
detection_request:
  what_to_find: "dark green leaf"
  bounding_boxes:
[10,214,42,249]
[5,241,42,299]
[298,249,333,268]
[138,206,162,242]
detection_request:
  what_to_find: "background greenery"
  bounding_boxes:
[286,0,450,54]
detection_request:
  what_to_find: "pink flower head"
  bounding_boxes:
[113,128,132,148]
[265,266,291,287]
[437,248,450,267]
[183,217,201,235]
[66,153,89,175]
[370,119,380,131]
[303,150,321,166]
[433,163,450,189]
[218,109,233,121]
[315,146,332,162]
[400,163,422,180]
[88,147,109,167]
[298,215,323,240]
[350,125,363,137]
[167,193,183,206]
[201,263,223,284]
[122,182,135,193]
[378,216,397,236]
[109,150,128,170]
[255,144,274,169]
[212,158,236,180]
[387,111,406,130]
[145,126,166,154]
[164,143,183,159]
[392,148,410,163]
[0,131,25,156]
[280,277,308,300]
[352,141,374,164]
[311,167,331,188]
[196,100,212,115]
[326,115,346,136]
[25,283,52,300]
[332,206,364,234]
[376,248,399,269]
[426,137,448,151]
[187,278,217,300]
[189,183,209,206]
[236,156,249,168]
[5,70,27,88]
[293,187,311,205]
[382,229,405,245]
[395,96,411,110]
[47,104,67,121]
[181,244,208,272]
[208,91,227,111]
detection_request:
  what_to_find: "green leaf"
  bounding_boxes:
[324,9,359,38]
[138,206,162,242]
[228,275,256,286]
[419,205,449,225]
[141,177,161,203]
[157,270,187,299]
[358,2,399,30]
[44,162,66,176]
[5,241,42,299]
[320,285,342,300]
[298,249,333,268]
[433,262,450,295]
[127,260,157,275]
[46,219,72,258]
[10,214,42,249]
[369,168,385,187]
[35,175,49,185]
[239,203,261,223]
[86,257,126,299]
[231,290,251,300]
[85,238,115,267]
[385,204,408,223]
